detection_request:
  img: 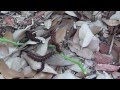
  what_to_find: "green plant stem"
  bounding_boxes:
[48,44,87,75]
[0,37,21,46]
[60,53,87,75]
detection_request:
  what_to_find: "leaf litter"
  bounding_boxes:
[0,11,120,79]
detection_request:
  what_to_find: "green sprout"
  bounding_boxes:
[0,37,22,46]
[48,45,87,75]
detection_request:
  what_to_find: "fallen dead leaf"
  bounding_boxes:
[46,54,73,66]
[44,19,52,29]
[31,72,53,79]
[23,66,36,78]
[112,72,120,79]
[36,37,50,56]
[0,60,24,79]
[65,11,77,17]
[94,52,113,64]
[102,18,120,26]
[95,64,120,71]
[88,36,100,52]
[69,42,94,59]
[5,57,27,72]
[79,23,94,48]
[53,70,79,79]
[0,44,9,59]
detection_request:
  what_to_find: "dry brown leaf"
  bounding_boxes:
[102,18,120,26]
[53,70,79,79]
[23,66,36,78]
[44,19,52,29]
[55,26,67,43]
[79,23,94,48]
[65,11,77,17]
[46,54,73,66]
[31,72,53,79]
[94,52,113,64]
[90,26,102,35]
[0,60,24,79]
[0,44,9,59]
[5,57,27,72]
[69,42,94,59]
[73,29,79,44]
[112,72,120,79]
[4,16,14,27]
[88,36,100,52]
[95,64,120,71]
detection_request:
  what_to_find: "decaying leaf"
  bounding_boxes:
[95,64,120,71]
[0,60,24,79]
[112,72,120,79]
[5,57,27,72]
[46,54,73,66]
[69,42,94,59]
[110,11,120,20]
[23,66,36,78]
[44,19,52,29]
[31,72,53,79]
[88,36,100,52]
[0,44,9,59]
[79,23,94,48]
[65,11,77,17]
[102,18,120,26]
[94,52,113,64]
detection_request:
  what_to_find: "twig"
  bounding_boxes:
[108,34,116,54]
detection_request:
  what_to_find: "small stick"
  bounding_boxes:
[108,34,116,54]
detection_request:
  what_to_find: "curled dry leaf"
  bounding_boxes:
[95,64,120,71]
[88,36,100,52]
[46,54,73,66]
[36,37,50,56]
[94,52,113,64]
[5,57,27,72]
[0,44,9,59]
[0,60,24,79]
[79,23,94,48]
[44,19,52,29]
[65,11,77,17]
[53,70,79,79]
[102,18,120,26]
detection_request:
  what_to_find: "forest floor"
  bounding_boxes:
[0,11,120,79]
